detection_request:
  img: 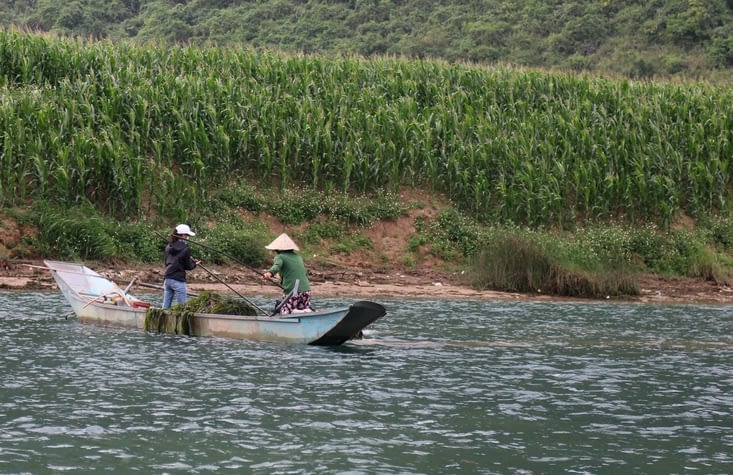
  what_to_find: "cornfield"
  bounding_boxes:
[1,30,732,227]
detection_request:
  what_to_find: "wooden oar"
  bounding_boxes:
[122,276,137,294]
[136,280,199,297]
[136,281,165,291]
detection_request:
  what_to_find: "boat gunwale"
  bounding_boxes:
[45,259,386,345]
[65,280,352,325]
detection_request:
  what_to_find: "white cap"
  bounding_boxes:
[175,224,196,236]
[265,233,299,251]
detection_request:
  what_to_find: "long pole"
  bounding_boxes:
[24,264,113,280]
[155,231,283,290]
[196,262,268,316]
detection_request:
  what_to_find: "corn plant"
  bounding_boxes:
[1,29,732,229]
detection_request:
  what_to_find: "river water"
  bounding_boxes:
[0,292,731,474]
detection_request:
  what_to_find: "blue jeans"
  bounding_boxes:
[162,278,188,308]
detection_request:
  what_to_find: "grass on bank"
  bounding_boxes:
[3,186,733,298]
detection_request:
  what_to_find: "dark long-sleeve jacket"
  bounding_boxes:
[164,241,197,282]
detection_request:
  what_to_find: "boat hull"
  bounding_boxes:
[45,260,386,345]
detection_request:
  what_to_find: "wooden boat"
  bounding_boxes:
[44,260,386,345]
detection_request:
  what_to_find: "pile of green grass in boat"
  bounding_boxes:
[145,292,259,335]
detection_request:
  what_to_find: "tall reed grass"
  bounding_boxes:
[1,30,732,228]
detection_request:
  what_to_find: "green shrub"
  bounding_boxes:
[664,230,715,279]
[302,220,345,244]
[269,189,324,225]
[267,188,404,226]
[700,215,733,251]
[194,222,270,268]
[331,234,373,254]
[471,227,639,297]
[211,184,267,213]
[31,202,118,261]
[413,207,484,260]
[110,221,163,263]
[573,225,634,267]
[629,224,669,270]
[324,191,403,225]
[406,234,428,252]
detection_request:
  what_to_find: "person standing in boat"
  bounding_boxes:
[262,233,312,314]
[162,224,200,309]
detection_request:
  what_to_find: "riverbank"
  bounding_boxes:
[2,259,733,305]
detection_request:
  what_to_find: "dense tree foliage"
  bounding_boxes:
[1,0,732,79]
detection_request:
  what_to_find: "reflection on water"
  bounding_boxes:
[0,292,731,473]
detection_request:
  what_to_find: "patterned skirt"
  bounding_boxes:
[277,291,312,315]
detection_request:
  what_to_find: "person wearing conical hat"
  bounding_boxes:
[162,224,200,308]
[263,233,312,314]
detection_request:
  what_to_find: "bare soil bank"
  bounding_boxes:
[3,259,733,305]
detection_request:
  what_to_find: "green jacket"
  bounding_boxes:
[268,251,311,294]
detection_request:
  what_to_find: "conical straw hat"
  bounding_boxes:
[265,233,299,251]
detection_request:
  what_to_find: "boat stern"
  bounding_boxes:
[309,300,386,345]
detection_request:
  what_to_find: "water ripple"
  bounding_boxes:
[0,293,731,473]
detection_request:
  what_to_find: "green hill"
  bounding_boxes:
[2,0,733,80]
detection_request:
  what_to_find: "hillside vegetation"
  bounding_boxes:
[1,1,733,80]
[2,31,732,227]
[1,30,733,298]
